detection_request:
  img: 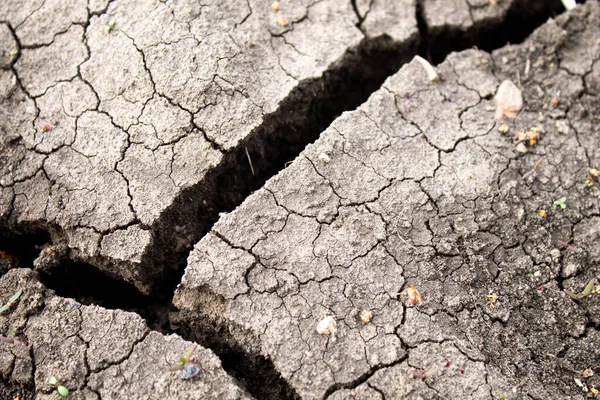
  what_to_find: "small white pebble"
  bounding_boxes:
[318,153,331,163]
[316,316,337,341]
[495,80,523,120]
[562,0,576,10]
[515,142,528,154]
[555,120,569,135]
[533,271,541,277]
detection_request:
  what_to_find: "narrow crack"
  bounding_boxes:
[323,355,407,399]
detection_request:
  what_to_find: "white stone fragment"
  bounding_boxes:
[495,80,523,120]
[415,55,439,82]
[316,316,337,341]
[562,0,577,11]
[515,142,528,154]
[555,120,569,135]
[318,153,331,163]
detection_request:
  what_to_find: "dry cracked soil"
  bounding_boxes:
[1,0,599,399]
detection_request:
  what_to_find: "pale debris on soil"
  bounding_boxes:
[494,79,523,119]
[316,316,337,341]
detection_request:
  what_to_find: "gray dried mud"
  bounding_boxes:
[175,2,600,399]
[1,0,597,399]
[0,268,253,400]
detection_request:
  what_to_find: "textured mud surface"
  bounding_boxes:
[1,0,422,294]
[0,269,252,399]
[1,0,598,399]
[175,2,600,399]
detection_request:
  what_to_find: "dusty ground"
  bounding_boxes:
[1,0,599,399]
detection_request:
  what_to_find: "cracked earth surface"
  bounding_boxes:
[1,0,599,399]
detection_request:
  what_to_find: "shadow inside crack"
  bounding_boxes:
[139,32,421,299]
[37,260,175,334]
[0,229,51,276]
[418,0,571,64]
[175,314,301,400]
[0,382,34,400]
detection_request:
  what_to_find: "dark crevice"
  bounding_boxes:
[350,0,366,27]
[36,260,174,334]
[418,0,568,64]
[0,381,34,400]
[0,229,51,276]
[175,303,301,400]
[136,33,421,298]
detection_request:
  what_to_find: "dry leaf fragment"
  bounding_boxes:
[487,294,499,305]
[406,286,423,305]
[495,80,523,120]
[515,130,526,141]
[539,210,547,218]
[586,177,595,187]
[591,388,600,397]
[527,127,541,146]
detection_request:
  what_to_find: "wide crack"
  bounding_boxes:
[418,0,568,64]
[1,1,582,398]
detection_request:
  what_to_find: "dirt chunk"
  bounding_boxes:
[0,268,253,399]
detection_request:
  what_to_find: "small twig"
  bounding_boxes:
[522,159,543,181]
[244,147,255,176]
[557,240,577,253]
[394,220,418,252]
[0,334,28,346]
